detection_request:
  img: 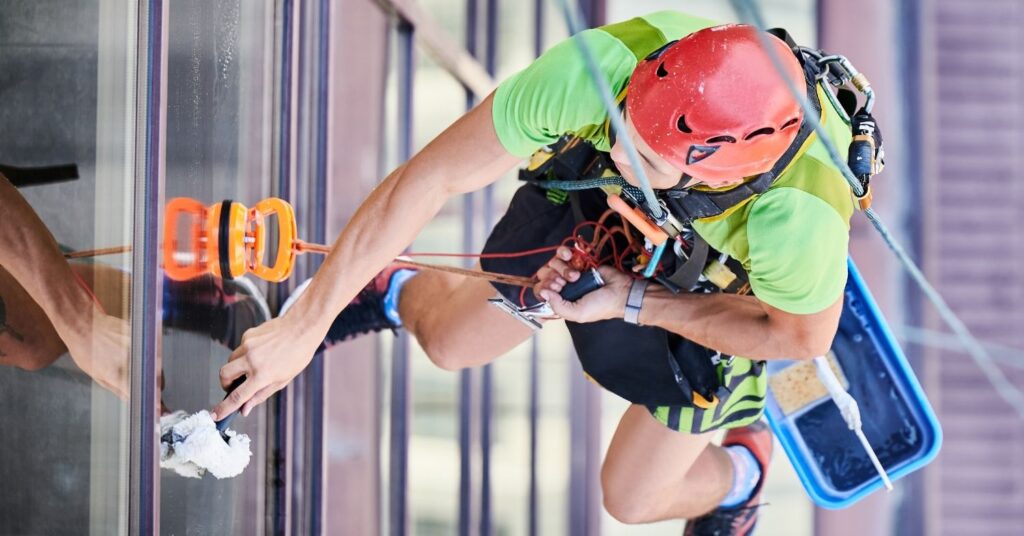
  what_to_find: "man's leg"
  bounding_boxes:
[398,266,536,370]
[600,404,732,524]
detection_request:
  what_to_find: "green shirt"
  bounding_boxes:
[492,11,853,315]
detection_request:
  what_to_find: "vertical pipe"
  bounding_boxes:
[390,19,415,536]
[273,0,297,532]
[459,0,478,535]
[894,0,925,533]
[303,1,331,533]
[477,2,500,535]
[290,2,310,530]
[478,1,498,535]
[130,1,163,533]
[528,4,544,534]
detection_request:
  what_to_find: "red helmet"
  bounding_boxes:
[626,25,806,184]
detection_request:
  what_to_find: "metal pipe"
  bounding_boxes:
[129,1,164,532]
[459,1,478,533]
[479,1,499,534]
[528,3,544,534]
[389,19,415,536]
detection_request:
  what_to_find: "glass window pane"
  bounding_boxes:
[0,0,137,533]
[158,1,275,533]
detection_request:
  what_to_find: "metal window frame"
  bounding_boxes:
[129,0,166,533]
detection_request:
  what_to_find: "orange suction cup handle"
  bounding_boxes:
[207,200,250,280]
[163,197,207,281]
[249,198,297,282]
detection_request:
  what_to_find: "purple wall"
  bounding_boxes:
[920,1,1024,534]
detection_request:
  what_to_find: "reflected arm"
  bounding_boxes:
[0,173,97,343]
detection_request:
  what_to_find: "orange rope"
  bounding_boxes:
[64,245,133,259]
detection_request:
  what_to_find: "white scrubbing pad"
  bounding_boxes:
[160,410,252,479]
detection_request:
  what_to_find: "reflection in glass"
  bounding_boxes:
[0,0,136,533]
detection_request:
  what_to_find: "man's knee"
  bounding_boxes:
[417,333,472,371]
[601,457,713,524]
[601,465,660,524]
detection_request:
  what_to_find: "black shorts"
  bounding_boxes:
[481,183,728,408]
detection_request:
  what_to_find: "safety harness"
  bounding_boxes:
[508,30,886,417]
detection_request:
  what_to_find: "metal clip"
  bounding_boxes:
[488,294,554,331]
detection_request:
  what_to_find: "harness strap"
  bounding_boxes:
[666,232,710,290]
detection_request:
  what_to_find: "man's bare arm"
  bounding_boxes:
[285,92,521,335]
[214,93,523,418]
[537,251,842,361]
[637,286,842,360]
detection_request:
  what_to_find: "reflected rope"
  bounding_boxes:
[899,326,1024,370]
[729,0,1024,418]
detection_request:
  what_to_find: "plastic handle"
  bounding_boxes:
[249,198,297,282]
[606,194,668,246]
[163,197,207,281]
[560,268,605,302]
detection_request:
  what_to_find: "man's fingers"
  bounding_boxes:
[540,289,570,316]
[241,383,280,417]
[219,357,249,389]
[546,258,579,281]
[211,377,261,421]
[557,246,572,260]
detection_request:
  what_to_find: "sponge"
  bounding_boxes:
[769,352,849,415]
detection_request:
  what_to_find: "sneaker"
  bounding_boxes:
[162,275,271,350]
[683,420,773,536]
[281,265,417,349]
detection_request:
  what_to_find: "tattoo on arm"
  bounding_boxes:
[0,295,26,343]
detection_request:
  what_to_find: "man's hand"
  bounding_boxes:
[533,246,632,323]
[65,309,130,400]
[210,313,323,420]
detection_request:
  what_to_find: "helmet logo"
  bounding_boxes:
[686,144,720,165]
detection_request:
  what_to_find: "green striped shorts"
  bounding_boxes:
[648,357,768,434]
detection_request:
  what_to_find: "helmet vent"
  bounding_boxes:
[779,117,799,131]
[743,127,775,140]
[677,115,692,133]
[706,135,737,144]
[656,62,669,78]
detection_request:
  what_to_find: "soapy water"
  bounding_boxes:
[793,290,924,493]
[160,410,252,479]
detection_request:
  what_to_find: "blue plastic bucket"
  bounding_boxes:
[764,259,942,509]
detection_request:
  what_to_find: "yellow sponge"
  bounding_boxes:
[769,352,849,415]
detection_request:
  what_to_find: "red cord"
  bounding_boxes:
[405,245,560,259]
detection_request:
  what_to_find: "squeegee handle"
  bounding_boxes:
[813,356,846,398]
[215,376,246,432]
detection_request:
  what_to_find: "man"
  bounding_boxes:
[213,11,854,534]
